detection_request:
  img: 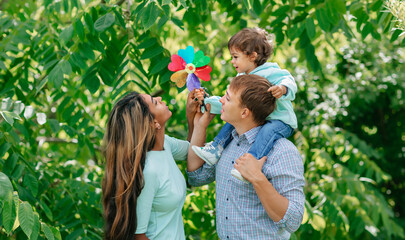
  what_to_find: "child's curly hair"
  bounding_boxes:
[228,27,274,66]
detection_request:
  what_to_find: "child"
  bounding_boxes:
[192,27,297,182]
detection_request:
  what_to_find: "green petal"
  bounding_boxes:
[193,50,210,68]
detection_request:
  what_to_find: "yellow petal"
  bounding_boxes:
[170,70,188,88]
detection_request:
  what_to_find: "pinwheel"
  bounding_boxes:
[168,46,212,91]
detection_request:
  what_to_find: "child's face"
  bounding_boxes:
[229,48,257,74]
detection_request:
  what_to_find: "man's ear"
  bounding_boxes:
[241,107,251,119]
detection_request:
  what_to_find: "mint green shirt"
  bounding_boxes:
[135,135,189,239]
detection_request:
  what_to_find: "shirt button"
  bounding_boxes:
[226,217,228,220]
[226,198,229,201]
[227,236,229,239]
[236,143,240,146]
[232,161,234,164]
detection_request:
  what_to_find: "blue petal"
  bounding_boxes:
[186,73,200,91]
[178,46,195,64]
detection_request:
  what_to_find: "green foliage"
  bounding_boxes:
[0,0,404,239]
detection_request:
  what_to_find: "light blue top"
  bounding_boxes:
[135,135,189,240]
[240,62,298,129]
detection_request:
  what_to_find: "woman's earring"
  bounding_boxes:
[156,123,161,130]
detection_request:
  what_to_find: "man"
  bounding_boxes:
[187,75,305,239]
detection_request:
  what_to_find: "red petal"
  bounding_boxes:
[168,54,186,72]
[194,65,212,81]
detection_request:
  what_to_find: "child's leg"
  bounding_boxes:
[192,123,234,165]
[248,120,294,159]
[213,122,234,149]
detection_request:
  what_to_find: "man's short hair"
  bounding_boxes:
[229,75,276,125]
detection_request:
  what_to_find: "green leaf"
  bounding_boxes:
[272,6,290,16]
[305,17,316,40]
[2,192,16,234]
[79,43,96,60]
[0,60,6,70]
[94,13,115,32]
[159,70,172,85]
[61,60,72,76]
[1,110,21,125]
[40,200,53,221]
[362,22,373,39]
[0,172,13,199]
[163,0,171,5]
[48,119,61,133]
[23,174,38,197]
[3,153,18,175]
[252,0,262,16]
[42,222,55,240]
[142,2,161,30]
[60,25,74,45]
[171,17,184,30]
[157,14,169,29]
[332,0,346,15]
[19,202,35,238]
[150,57,171,74]
[74,19,85,41]
[0,142,11,158]
[136,38,158,49]
[48,61,64,88]
[1,97,13,110]
[141,46,164,60]
[50,226,62,240]
[179,0,187,9]
[113,7,126,28]
[84,75,100,94]
[30,213,40,240]
[315,8,330,31]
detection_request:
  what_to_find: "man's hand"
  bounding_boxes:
[267,85,287,99]
[193,103,216,129]
[234,153,267,183]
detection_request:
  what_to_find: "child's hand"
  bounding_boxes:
[267,85,287,99]
[194,88,206,105]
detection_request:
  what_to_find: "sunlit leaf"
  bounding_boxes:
[142,2,161,30]
[94,13,115,32]
[19,202,34,238]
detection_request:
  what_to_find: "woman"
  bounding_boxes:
[102,91,199,240]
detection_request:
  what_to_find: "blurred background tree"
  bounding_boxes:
[0,0,404,239]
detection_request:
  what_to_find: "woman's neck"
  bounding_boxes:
[151,128,165,151]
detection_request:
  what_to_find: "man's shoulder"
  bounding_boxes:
[271,138,300,155]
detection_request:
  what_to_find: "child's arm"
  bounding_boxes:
[269,69,297,101]
[267,85,287,99]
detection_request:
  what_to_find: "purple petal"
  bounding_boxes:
[186,73,201,91]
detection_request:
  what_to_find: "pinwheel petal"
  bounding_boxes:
[178,46,195,64]
[193,50,211,68]
[170,70,188,88]
[186,73,201,91]
[168,54,186,72]
[194,65,212,81]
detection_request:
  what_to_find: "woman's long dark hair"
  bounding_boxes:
[102,92,156,240]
